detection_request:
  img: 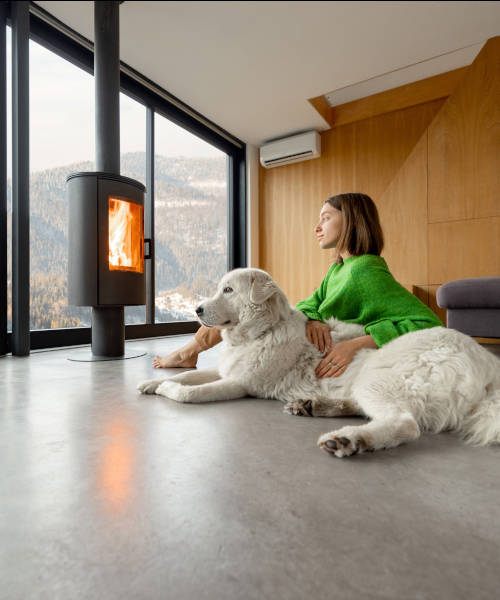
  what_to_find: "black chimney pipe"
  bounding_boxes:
[95,1,120,174]
[92,1,123,358]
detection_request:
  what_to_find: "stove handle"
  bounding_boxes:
[144,238,153,260]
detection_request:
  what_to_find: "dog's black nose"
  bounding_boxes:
[195,306,204,315]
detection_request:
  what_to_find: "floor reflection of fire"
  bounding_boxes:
[108,197,144,273]
[98,418,135,513]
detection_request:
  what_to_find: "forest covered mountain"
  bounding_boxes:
[7,152,228,330]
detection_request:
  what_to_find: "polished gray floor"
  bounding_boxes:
[1,336,500,600]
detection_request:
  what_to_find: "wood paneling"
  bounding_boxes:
[473,338,500,344]
[353,100,444,199]
[377,134,429,286]
[428,37,500,223]
[428,217,500,283]
[308,94,332,127]
[410,285,430,308]
[308,67,468,129]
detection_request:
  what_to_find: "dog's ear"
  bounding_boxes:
[249,271,277,304]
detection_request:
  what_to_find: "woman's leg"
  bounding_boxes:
[152,326,222,368]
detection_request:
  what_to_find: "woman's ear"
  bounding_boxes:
[249,272,277,304]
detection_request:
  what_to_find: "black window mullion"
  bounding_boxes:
[236,146,247,268]
[145,106,155,324]
[227,147,247,270]
[11,0,29,356]
[0,2,7,355]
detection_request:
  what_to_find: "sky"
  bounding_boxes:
[6,29,225,174]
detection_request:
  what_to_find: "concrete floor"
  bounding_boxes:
[1,335,500,600]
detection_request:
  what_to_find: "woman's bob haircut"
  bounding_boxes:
[325,193,384,262]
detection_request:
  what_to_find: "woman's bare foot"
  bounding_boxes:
[152,340,200,369]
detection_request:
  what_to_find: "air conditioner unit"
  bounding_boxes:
[259,130,321,168]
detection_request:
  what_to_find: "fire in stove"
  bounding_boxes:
[108,197,144,273]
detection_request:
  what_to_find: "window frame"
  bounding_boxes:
[2,3,246,353]
[0,2,7,356]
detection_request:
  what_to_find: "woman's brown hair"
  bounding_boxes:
[325,193,384,263]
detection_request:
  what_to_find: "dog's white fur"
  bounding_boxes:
[138,268,500,457]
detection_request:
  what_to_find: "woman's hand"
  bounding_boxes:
[315,335,377,378]
[306,320,331,353]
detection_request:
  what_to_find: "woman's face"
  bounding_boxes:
[315,203,343,249]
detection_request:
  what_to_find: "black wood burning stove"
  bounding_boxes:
[67,172,149,359]
[68,172,146,308]
[67,1,149,361]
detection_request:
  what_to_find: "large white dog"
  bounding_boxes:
[138,268,500,457]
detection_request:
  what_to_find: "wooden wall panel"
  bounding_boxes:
[376,133,428,287]
[353,100,444,200]
[428,37,500,223]
[428,217,500,283]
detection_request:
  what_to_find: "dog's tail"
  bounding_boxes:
[460,382,500,446]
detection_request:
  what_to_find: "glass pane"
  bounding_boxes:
[29,39,93,330]
[120,92,146,325]
[154,114,228,322]
[108,197,143,273]
[6,27,11,332]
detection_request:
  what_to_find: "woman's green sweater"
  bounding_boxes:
[295,254,443,348]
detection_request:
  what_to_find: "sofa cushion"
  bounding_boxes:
[436,277,500,309]
[446,308,500,338]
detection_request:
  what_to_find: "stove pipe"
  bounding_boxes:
[92,0,123,358]
[95,1,120,174]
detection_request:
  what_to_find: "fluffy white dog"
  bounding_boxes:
[138,268,500,457]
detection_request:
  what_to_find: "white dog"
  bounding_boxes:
[138,268,500,457]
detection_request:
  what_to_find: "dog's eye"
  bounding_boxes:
[223,287,233,294]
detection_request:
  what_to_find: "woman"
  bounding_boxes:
[153,192,442,377]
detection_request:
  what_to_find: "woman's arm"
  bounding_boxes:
[295,265,335,321]
[315,334,377,378]
[351,335,378,350]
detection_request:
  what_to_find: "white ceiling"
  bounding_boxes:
[35,1,500,147]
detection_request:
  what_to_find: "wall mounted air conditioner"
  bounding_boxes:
[260,130,321,168]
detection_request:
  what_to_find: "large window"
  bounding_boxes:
[154,114,227,322]
[29,38,93,330]
[2,5,245,353]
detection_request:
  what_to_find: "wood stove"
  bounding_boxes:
[67,1,149,360]
[67,172,150,360]
[67,172,146,308]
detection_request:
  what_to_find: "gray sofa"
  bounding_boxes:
[436,277,500,338]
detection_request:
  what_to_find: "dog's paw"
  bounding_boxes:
[283,399,314,417]
[137,379,164,394]
[156,380,193,403]
[317,427,372,458]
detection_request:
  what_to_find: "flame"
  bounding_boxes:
[108,197,143,273]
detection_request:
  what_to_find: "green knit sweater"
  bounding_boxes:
[295,254,443,348]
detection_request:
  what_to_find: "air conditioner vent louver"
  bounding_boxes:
[260,131,321,168]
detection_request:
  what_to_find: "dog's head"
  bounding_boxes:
[195,268,291,331]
